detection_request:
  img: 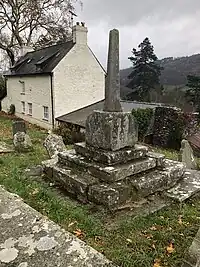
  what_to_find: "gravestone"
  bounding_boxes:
[180,139,198,170]
[44,133,66,159]
[13,132,32,152]
[12,120,26,136]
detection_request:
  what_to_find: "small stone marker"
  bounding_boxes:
[180,139,197,170]
[13,132,32,152]
[103,29,122,112]
[44,133,66,159]
[12,120,26,136]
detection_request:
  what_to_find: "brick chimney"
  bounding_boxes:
[72,22,88,45]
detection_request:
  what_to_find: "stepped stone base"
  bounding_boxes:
[42,143,200,211]
[58,150,157,182]
[74,142,148,165]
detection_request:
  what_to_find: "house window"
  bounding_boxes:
[43,106,49,120]
[28,103,32,116]
[21,101,25,113]
[19,80,25,94]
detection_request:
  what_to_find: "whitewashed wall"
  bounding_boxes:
[53,44,105,118]
[2,75,53,129]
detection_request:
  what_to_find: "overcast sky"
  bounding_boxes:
[75,0,200,69]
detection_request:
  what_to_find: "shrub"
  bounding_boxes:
[53,123,85,145]
[8,104,15,115]
[132,108,153,141]
[0,76,6,100]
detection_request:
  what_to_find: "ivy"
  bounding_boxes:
[132,108,153,141]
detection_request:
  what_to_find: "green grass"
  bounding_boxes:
[0,114,200,267]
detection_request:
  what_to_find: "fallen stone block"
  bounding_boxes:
[74,142,148,165]
[165,169,200,202]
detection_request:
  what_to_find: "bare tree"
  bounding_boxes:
[0,0,81,66]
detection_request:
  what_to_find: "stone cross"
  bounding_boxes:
[103,29,122,112]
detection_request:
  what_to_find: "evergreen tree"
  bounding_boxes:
[185,75,200,115]
[127,37,163,102]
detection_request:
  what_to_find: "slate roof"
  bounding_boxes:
[56,99,167,128]
[6,41,75,76]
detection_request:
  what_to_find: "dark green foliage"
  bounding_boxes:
[8,104,15,115]
[53,123,85,145]
[185,75,200,118]
[132,108,153,141]
[0,76,6,100]
[168,113,186,150]
[127,37,163,102]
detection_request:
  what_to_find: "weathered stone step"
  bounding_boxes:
[165,169,200,202]
[130,159,185,197]
[58,150,157,182]
[53,165,99,202]
[74,142,148,165]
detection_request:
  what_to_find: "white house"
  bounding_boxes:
[2,22,105,129]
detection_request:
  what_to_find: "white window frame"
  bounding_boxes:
[28,103,32,116]
[43,106,49,121]
[21,101,25,113]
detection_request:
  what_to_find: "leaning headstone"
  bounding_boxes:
[44,133,66,159]
[180,139,197,169]
[12,120,26,136]
[13,132,32,152]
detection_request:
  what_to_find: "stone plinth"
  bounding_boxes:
[74,142,148,165]
[85,110,137,151]
[58,150,157,183]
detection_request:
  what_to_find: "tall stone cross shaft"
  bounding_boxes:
[104,29,122,112]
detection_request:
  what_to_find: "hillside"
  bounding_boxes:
[120,54,200,86]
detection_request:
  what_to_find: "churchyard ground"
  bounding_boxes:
[1,113,200,267]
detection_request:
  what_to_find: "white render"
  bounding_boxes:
[1,23,105,129]
[2,75,53,129]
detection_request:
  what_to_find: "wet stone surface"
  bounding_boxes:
[85,111,137,151]
[58,150,157,183]
[74,142,148,166]
[0,186,116,267]
[165,168,200,202]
